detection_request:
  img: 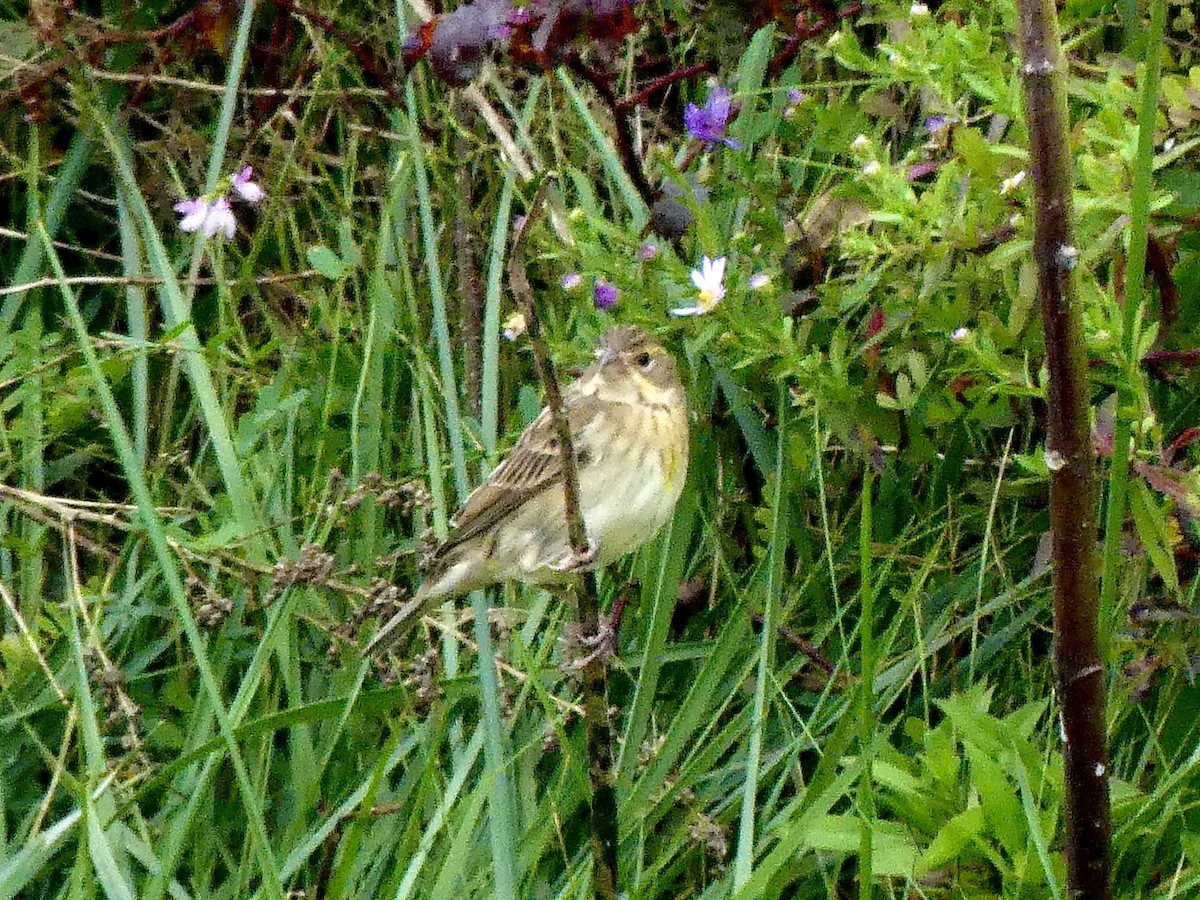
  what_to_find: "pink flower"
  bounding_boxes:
[231,166,265,203]
[174,199,210,233]
[203,197,237,239]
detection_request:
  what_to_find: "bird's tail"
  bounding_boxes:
[363,583,436,657]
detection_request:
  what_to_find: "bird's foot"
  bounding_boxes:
[550,539,600,574]
[561,616,617,672]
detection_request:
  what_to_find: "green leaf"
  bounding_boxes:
[338,218,363,269]
[732,25,776,145]
[953,127,999,179]
[1128,479,1180,592]
[307,245,346,280]
[802,814,920,876]
[918,804,988,873]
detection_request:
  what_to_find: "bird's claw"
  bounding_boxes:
[561,616,617,672]
[550,539,599,574]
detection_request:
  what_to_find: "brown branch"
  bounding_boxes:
[1146,233,1179,325]
[1144,347,1200,382]
[750,613,835,675]
[453,103,484,417]
[768,3,865,80]
[508,179,618,899]
[1143,348,1200,366]
[508,189,589,558]
[616,63,714,111]
[8,1,234,113]
[1016,1,1112,897]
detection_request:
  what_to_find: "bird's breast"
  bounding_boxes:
[576,401,688,564]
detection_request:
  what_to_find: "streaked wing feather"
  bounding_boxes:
[434,396,598,556]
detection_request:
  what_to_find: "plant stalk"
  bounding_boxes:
[1016,1,1113,896]
[508,180,618,898]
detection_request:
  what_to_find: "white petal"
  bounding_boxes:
[180,210,207,232]
[233,180,265,203]
[203,200,237,239]
[669,305,704,317]
[175,200,209,232]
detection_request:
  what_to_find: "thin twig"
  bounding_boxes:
[453,102,485,417]
[750,613,835,675]
[1144,348,1200,366]
[65,522,149,766]
[0,482,580,714]
[508,177,619,899]
[767,3,866,80]
[0,270,321,298]
[264,0,405,106]
[616,63,713,111]
[0,577,69,703]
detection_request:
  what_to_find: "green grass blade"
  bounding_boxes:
[557,70,647,229]
[734,394,788,887]
[406,81,469,501]
[0,131,91,333]
[79,94,262,541]
[616,492,697,796]
[393,726,486,900]
[38,226,285,900]
[84,794,136,900]
[1098,0,1167,652]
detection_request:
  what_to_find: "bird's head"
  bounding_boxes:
[587,325,683,406]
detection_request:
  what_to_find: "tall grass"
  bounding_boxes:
[1,2,1197,898]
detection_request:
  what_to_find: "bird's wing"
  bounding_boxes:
[434,394,599,555]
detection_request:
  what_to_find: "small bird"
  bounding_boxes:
[367,324,689,656]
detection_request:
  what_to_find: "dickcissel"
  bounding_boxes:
[367,324,689,655]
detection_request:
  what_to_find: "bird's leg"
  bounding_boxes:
[550,537,600,573]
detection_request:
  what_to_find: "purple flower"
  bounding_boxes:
[787,88,805,104]
[638,242,659,261]
[174,198,210,233]
[925,115,954,134]
[231,166,265,203]
[684,87,742,150]
[561,272,583,291]
[594,282,619,310]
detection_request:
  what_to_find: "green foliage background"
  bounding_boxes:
[1,0,1199,896]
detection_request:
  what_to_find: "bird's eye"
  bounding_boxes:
[636,351,653,368]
